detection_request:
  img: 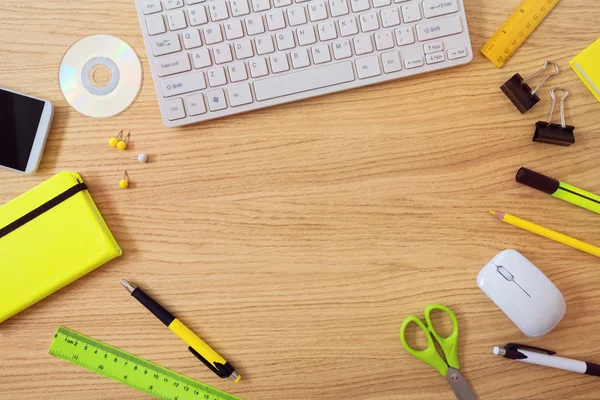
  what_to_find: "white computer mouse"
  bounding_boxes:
[477,249,566,338]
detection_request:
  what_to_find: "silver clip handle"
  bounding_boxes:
[524,60,560,95]
[547,87,569,127]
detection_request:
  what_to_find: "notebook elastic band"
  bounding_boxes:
[0,182,87,239]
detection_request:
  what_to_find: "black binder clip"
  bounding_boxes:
[533,88,575,146]
[501,60,559,113]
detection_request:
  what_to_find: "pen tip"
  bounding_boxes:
[120,279,136,293]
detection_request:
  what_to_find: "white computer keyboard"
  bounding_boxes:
[134,0,472,127]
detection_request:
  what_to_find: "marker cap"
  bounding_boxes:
[516,167,560,195]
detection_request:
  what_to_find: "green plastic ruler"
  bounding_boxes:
[49,326,242,400]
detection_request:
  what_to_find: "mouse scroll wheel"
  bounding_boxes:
[497,266,514,281]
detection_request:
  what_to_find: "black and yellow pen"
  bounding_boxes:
[120,279,241,382]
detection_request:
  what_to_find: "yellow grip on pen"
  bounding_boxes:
[169,319,227,367]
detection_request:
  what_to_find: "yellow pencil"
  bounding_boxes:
[490,211,600,258]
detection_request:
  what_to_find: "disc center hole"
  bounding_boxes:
[89,64,112,88]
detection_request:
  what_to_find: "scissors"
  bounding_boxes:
[399,304,477,400]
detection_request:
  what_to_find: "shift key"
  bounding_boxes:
[416,15,462,42]
[157,53,191,77]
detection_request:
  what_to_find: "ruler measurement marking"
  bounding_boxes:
[50,327,240,400]
[481,0,560,67]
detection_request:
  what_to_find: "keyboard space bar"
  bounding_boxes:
[253,62,356,101]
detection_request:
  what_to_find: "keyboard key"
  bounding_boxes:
[146,15,167,35]
[318,21,337,41]
[231,0,251,16]
[287,7,307,26]
[182,29,202,49]
[165,0,184,10]
[339,16,358,36]
[228,62,248,81]
[165,98,186,120]
[188,5,208,26]
[276,30,295,50]
[213,43,233,64]
[374,30,393,50]
[249,57,269,77]
[252,0,271,12]
[234,39,254,59]
[253,61,355,101]
[256,35,275,54]
[151,33,182,56]
[266,10,286,30]
[207,89,228,110]
[157,53,191,76]
[161,72,206,97]
[187,0,205,4]
[401,2,421,22]
[208,67,227,86]
[227,83,253,106]
[426,51,445,64]
[350,0,369,12]
[404,56,423,69]
[416,15,462,41]
[308,1,328,21]
[422,0,458,18]
[359,12,379,32]
[353,35,373,55]
[297,26,317,45]
[329,0,349,17]
[143,1,162,15]
[380,8,400,27]
[209,1,229,21]
[447,46,467,60]
[167,10,187,30]
[270,53,290,73]
[203,23,224,44]
[355,55,381,78]
[372,0,390,7]
[192,48,212,68]
[186,93,207,116]
[246,15,266,35]
[274,0,293,7]
[381,51,401,73]
[225,19,244,39]
[423,41,443,54]
[311,44,331,64]
[395,26,415,46]
[291,48,310,68]
[333,39,352,59]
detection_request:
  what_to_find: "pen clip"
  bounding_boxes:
[188,346,230,378]
[506,343,556,356]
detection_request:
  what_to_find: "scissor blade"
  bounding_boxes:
[446,368,477,400]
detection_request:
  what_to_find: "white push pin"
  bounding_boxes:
[132,153,148,163]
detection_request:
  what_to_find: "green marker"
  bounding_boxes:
[516,167,600,214]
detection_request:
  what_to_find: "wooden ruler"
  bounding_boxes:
[481,0,561,68]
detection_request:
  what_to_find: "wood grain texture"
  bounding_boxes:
[1,0,600,399]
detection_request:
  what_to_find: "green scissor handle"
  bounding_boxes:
[399,304,460,377]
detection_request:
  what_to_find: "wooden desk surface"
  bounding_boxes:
[1,1,600,399]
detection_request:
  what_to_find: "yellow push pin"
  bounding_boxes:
[117,132,131,151]
[119,171,130,189]
[109,130,123,148]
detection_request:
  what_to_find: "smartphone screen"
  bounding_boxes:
[0,89,46,172]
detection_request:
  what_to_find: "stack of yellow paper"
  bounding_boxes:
[0,172,121,323]
[571,38,600,103]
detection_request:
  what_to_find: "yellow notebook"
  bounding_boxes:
[571,38,600,103]
[0,172,122,323]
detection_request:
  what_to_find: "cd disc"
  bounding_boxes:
[59,35,142,118]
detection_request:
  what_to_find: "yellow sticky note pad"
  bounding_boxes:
[571,38,600,103]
